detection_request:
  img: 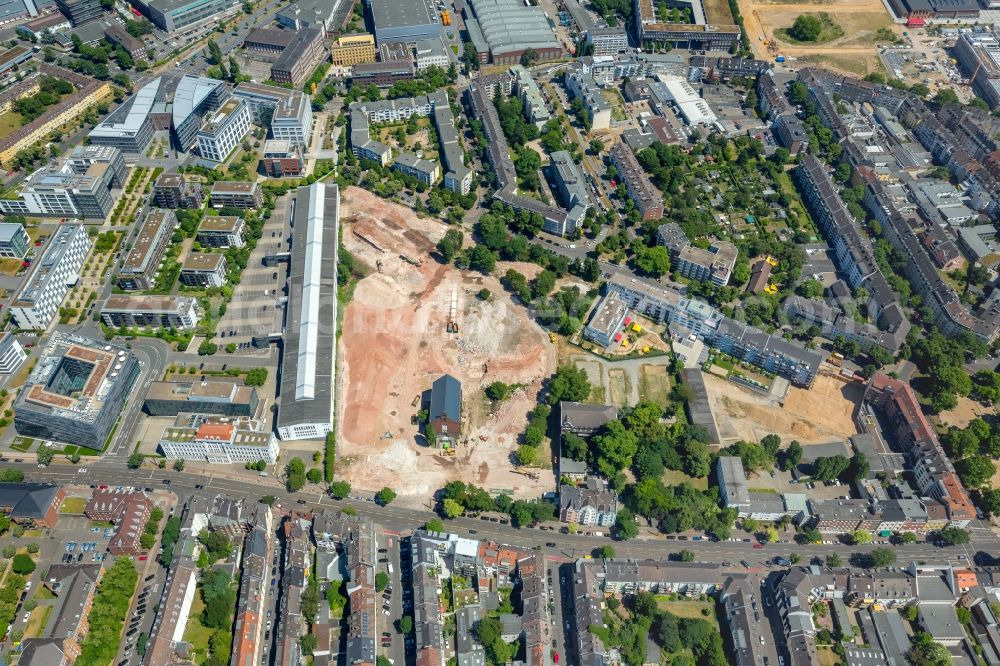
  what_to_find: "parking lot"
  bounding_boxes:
[214,194,292,344]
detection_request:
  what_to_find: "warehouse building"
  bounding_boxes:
[463,0,562,64]
[14,333,139,448]
[196,97,252,163]
[144,380,260,417]
[277,182,339,441]
[233,82,314,148]
[101,295,201,330]
[118,209,176,291]
[9,225,90,330]
[367,0,440,44]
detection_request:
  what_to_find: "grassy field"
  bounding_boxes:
[638,364,672,406]
[10,437,33,452]
[775,13,844,44]
[24,604,52,639]
[656,599,719,627]
[662,469,708,490]
[0,258,23,276]
[182,594,213,662]
[703,0,735,24]
[58,497,88,514]
[0,112,24,140]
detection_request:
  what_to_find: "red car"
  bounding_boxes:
[139,555,148,561]
[554,654,559,664]
[753,543,764,549]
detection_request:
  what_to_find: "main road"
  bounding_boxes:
[13,462,999,566]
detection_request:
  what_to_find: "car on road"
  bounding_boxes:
[753,543,764,549]
[545,542,556,547]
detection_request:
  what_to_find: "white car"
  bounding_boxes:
[22,612,30,623]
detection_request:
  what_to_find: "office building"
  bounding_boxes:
[0,332,26,374]
[13,333,139,448]
[233,82,314,147]
[368,0,440,44]
[277,182,338,440]
[210,181,263,209]
[135,0,241,32]
[270,28,327,86]
[153,172,203,209]
[101,295,200,330]
[144,380,259,417]
[85,488,152,555]
[68,145,127,189]
[464,0,562,64]
[242,27,295,57]
[261,140,304,178]
[160,419,279,464]
[172,75,229,152]
[179,253,227,287]
[585,27,627,55]
[0,159,117,220]
[55,0,101,26]
[118,209,175,291]
[0,483,64,528]
[717,456,751,512]
[414,38,449,70]
[197,216,245,248]
[331,33,377,66]
[104,22,147,57]
[632,0,740,50]
[609,141,663,220]
[196,98,252,163]
[0,222,28,259]
[88,77,159,154]
[17,14,72,41]
[351,60,415,87]
[9,225,90,330]
[276,0,353,31]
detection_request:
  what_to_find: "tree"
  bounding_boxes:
[933,87,960,106]
[127,453,144,469]
[25,543,38,554]
[677,549,695,562]
[780,441,803,472]
[0,469,23,482]
[286,457,307,492]
[11,554,35,575]
[436,228,464,262]
[36,446,54,466]
[937,527,970,546]
[897,532,917,544]
[614,508,639,540]
[484,381,513,401]
[173,459,185,471]
[868,547,896,568]
[376,487,396,505]
[907,631,953,666]
[592,420,639,479]
[442,498,464,518]
[851,529,872,545]
[589,138,604,155]
[329,481,351,499]
[634,245,671,277]
[957,455,995,488]
[398,615,413,634]
[789,14,823,41]
[375,571,390,592]
[548,365,591,404]
[825,552,842,567]
[424,424,437,448]
[812,455,850,481]
[306,468,323,484]
[846,452,869,482]
[245,368,267,386]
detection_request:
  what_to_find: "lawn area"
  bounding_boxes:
[638,364,672,407]
[58,497,88,514]
[0,258,23,276]
[817,646,840,666]
[656,599,719,628]
[33,586,55,600]
[775,13,844,45]
[662,469,708,491]
[24,604,52,639]
[182,593,213,662]
[0,111,24,141]
[10,437,33,453]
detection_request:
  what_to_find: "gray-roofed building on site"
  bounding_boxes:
[277,182,338,441]
[0,482,64,528]
[559,401,617,437]
[463,0,562,64]
[720,575,781,666]
[548,150,591,215]
[368,0,440,44]
[717,456,751,513]
[456,605,485,666]
[428,374,461,442]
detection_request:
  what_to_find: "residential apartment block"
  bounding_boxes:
[153,172,203,209]
[118,209,175,291]
[559,476,618,527]
[210,181,263,209]
[196,215,245,248]
[85,487,153,555]
[179,253,227,287]
[657,222,738,286]
[609,141,663,221]
[101,295,200,330]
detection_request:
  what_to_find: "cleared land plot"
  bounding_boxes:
[738,0,899,76]
[937,396,995,429]
[336,187,557,503]
[703,371,860,445]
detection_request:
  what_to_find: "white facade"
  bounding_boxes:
[197,100,252,163]
[0,333,26,374]
[160,433,280,464]
[9,225,90,330]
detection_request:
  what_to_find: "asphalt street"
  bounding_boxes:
[16,462,1000,568]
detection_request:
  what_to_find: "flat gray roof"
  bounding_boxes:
[370,0,437,31]
[277,183,338,434]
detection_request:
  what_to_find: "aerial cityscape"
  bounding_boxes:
[0,0,994,662]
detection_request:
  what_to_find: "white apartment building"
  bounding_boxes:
[196,98,252,163]
[9,225,91,329]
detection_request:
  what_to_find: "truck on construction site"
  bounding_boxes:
[400,254,422,266]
